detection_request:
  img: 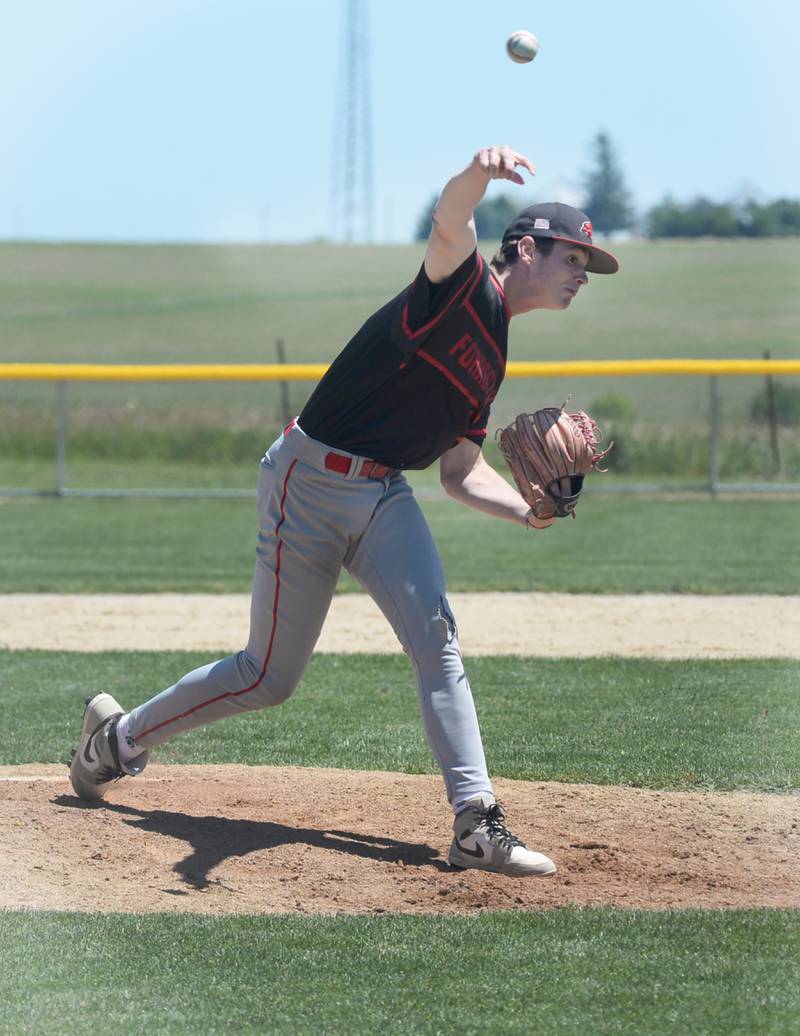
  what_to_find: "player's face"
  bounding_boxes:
[530,242,590,310]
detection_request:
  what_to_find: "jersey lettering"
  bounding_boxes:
[448,333,499,402]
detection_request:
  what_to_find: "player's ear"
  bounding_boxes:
[517,235,536,266]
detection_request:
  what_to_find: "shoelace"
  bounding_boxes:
[477,802,526,850]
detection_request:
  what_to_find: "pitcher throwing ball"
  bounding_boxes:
[70,145,618,878]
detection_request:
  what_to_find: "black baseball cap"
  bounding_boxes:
[501,202,619,274]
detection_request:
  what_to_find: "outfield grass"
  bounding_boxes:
[4,652,798,792]
[0,909,797,1036]
[0,493,797,594]
[1,239,799,425]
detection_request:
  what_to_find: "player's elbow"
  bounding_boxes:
[440,467,470,498]
[431,209,476,246]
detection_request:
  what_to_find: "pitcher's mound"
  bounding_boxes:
[2,765,798,915]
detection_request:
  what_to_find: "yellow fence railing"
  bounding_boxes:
[1,359,798,498]
[1,359,799,381]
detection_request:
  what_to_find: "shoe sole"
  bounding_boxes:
[449,859,557,877]
[448,843,557,877]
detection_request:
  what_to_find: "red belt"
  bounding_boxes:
[324,452,394,480]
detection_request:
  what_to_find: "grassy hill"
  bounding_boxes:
[1,238,798,450]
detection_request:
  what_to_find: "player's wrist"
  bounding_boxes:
[524,507,554,530]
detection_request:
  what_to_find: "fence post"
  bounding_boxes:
[708,375,720,495]
[763,349,780,473]
[55,381,67,497]
[275,338,292,424]
[56,380,68,496]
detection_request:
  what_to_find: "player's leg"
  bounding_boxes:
[123,450,349,749]
[343,474,492,808]
[70,433,366,802]
[343,475,556,877]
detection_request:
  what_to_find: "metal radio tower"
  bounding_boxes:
[331,0,374,242]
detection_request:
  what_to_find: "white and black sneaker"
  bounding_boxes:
[448,795,556,877]
[69,693,148,801]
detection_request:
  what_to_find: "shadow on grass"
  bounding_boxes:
[53,794,450,887]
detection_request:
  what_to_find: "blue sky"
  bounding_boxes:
[2,0,798,243]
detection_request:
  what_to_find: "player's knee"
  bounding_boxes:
[236,650,298,708]
[258,683,295,707]
[405,595,460,662]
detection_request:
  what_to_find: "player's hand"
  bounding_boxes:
[474,146,536,185]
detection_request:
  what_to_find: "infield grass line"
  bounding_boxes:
[3,651,798,792]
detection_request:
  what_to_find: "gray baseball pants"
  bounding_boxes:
[126,420,493,806]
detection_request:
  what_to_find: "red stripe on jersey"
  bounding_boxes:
[464,296,505,368]
[137,459,299,740]
[489,269,512,321]
[401,253,484,341]
[465,262,507,368]
[416,348,480,411]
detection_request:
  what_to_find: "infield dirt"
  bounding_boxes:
[3,764,799,915]
[2,592,799,657]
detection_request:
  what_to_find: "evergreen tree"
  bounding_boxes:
[414,194,438,242]
[582,132,635,233]
[474,195,520,239]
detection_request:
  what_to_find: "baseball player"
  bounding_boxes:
[70,145,618,877]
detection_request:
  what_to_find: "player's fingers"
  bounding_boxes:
[514,152,537,177]
[486,146,503,176]
[491,150,519,183]
[477,145,535,183]
[496,147,514,167]
[475,147,495,175]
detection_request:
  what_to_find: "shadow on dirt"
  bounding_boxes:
[53,794,450,887]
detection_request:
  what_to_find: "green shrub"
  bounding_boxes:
[1,408,798,479]
[749,381,800,426]
[589,393,638,424]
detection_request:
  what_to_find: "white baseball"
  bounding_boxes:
[506,29,539,64]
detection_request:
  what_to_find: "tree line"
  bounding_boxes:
[415,133,800,240]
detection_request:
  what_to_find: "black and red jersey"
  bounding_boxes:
[298,250,511,470]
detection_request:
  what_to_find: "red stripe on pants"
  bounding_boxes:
[137,459,298,739]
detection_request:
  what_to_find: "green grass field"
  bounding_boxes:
[2,239,799,1033]
[1,494,797,593]
[3,652,799,792]
[1,910,798,1036]
[2,648,799,1033]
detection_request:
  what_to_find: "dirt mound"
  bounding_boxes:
[3,764,798,915]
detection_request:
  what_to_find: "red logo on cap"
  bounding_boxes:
[579,220,593,240]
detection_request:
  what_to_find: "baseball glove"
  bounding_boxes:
[497,407,612,521]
